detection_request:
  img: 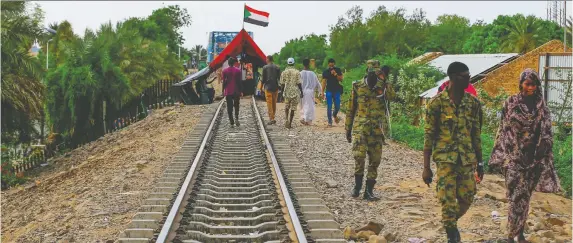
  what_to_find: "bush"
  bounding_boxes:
[391,120,495,169]
[477,87,509,134]
[391,121,425,151]
[1,145,27,189]
[395,64,444,123]
[554,135,572,196]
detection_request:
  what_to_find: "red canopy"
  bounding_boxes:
[209,29,267,70]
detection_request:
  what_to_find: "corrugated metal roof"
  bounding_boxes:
[419,53,519,98]
[174,66,211,86]
[408,52,443,65]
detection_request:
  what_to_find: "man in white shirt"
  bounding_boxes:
[299,58,322,125]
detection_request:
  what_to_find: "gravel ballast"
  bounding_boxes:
[255,100,572,243]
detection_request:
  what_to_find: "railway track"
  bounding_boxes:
[118,97,343,243]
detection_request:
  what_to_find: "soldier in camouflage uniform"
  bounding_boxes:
[422,62,484,243]
[345,60,395,201]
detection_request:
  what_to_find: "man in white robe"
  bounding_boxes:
[299,58,323,125]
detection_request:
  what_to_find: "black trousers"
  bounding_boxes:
[207,88,215,103]
[225,95,240,124]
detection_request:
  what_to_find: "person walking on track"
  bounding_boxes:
[322,58,343,127]
[279,57,303,129]
[222,57,243,127]
[345,60,390,201]
[299,58,322,125]
[422,61,484,243]
[262,55,281,125]
[489,69,561,243]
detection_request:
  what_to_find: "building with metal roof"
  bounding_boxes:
[419,53,520,99]
[478,40,571,96]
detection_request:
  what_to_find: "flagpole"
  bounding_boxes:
[242,3,245,30]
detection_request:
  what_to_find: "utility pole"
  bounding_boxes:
[564,0,567,52]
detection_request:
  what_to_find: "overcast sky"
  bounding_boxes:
[35,1,572,55]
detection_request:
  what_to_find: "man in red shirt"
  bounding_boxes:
[222,57,243,127]
[438,80,477,97]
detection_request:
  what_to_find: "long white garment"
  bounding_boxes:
[299,70,322,122]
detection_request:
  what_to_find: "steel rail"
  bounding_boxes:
[251,96,308,243]
[156,99,225,243]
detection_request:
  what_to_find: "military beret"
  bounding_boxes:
[366,60,381,74]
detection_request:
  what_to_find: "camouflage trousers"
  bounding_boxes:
[436,160,476,228]
[352,128,383,180]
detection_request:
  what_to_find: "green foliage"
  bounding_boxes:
[275,34,328,70]
[1,1,46,144]
[391,120,425,151]
[339,54,411,111]
[499,15,544,53]
[1,146,28,189]
[274,8,568,70]
[554,135,572,196]
[43,6,187,148]
[190,45,207,63]
[328,6,433,69]
[476,87,509,134]
[125,5,192,54]
[395,64,444,122]
[427,14,472,54]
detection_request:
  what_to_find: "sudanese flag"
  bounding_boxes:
[244,5,270,27]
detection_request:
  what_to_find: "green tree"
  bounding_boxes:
[276,34,328,70]
[147,5,191,54]
[329,5,369,69]
[1,1,46,144]
[191,45,207,63]
[462,20,489,54]
[395,64,444,124]
[463,14,566,54]
[427,14,472,54]
[499,14,544,53]
[45,13,184,147]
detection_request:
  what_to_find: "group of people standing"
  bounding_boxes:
[220,55,563,243]
[258,56,347,128]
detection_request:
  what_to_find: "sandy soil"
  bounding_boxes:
[256,100,572,243]
[1,105,207,243]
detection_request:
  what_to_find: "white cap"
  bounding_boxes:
[287,58,295,65]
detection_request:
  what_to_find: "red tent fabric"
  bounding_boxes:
[209,29,267,70]
[438,80,478,97]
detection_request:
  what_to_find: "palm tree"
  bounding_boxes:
[1,1,46,143]
[192,45,206,62]
[45,19,182,147]
[500,15,544,53]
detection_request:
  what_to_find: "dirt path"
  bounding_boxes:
[1,105,207,243]
[256,100,572,243]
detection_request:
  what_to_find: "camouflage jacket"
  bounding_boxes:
[423,87,483,165]
[280,66,302,99]
[345,77,396,134]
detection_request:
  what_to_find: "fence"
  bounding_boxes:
[2,145,46,175]
[538,53,573,124]
[2,80,178,182]
[104,80,177,134]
